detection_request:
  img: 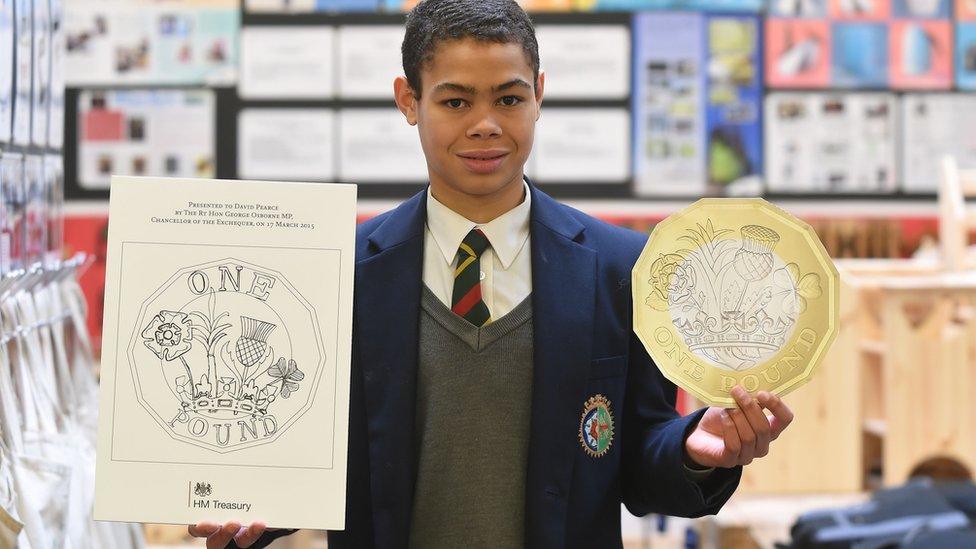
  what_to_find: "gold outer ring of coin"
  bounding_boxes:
[631,198,840,408]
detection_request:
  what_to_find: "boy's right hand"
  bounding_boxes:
[188,521,276,548]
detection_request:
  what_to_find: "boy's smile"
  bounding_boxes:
[395,37,545,223]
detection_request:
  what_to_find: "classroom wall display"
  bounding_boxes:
[767,1,955,89]
[240,26,336,99]
[238,109,337,181]
[0,0,12,144]
[765,92,897,193]
[76,89,215,190]
[63,0,239,86]
[633,11,761,197]
[901,93,976,192]
[536,25,630,99]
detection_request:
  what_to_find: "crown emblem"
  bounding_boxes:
[129,258,325,453]
[645,221,823,371]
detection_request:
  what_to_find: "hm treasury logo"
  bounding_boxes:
[189,481,252,513]
[127,258,326,453]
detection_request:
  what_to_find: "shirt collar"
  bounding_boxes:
[426,180,531,270]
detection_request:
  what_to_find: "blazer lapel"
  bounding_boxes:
[355,190,427,549]
[525,185,597,547]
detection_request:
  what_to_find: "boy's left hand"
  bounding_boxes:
[684,385,794,469]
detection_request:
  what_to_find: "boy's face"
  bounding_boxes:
[394,37,544,204]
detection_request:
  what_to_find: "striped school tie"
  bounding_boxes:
[452,228,492,327]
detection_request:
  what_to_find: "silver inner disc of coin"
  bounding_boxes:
[666,239,801,372]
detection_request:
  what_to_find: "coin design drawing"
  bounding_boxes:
[633,199,839,407]
[127,257,326,453]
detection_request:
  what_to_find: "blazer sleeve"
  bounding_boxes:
[620,330,742,518]
[226,528,297,549]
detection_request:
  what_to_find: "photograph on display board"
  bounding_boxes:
[893,0,951,17]
[76,89,215,191]
[0,0,12,143]
[830,22,889,87]
[888,19,953,89]
[956,22,976,87]
[828,0,890,19]
[765,19,832,88]
[64,0,239,86]
[632,11,707,196]
[705,14,762,191]
[770,0,828,17]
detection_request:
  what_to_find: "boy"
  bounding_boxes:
[191,0,794,547]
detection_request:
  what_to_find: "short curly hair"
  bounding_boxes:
[402,0,540,99]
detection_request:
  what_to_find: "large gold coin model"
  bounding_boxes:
[632,199,839,407]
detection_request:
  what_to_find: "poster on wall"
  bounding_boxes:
[765,19,832,88]
[0,0,13,143]
[902,93,976,192]
[888,19,952,89]
[336,25,405,100]
[338,108,427,182]
[77,89,215,191]
[64,0,239,86]
[536,25,629,99]
[765,92,897,193]
[238,109,336,182]
[13,0,32,146]
[527,108,630,183]
[633,12,706,196]
[634,12,762,196]
[705,14,762,192]
[240,26,335,100]
[830,22,888,87]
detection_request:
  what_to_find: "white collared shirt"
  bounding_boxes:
[423,181,532,321]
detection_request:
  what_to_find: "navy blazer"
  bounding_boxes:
[252,183,740,549]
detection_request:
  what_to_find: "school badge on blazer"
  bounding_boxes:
[130,258,325,453]
[579,395,614,458]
